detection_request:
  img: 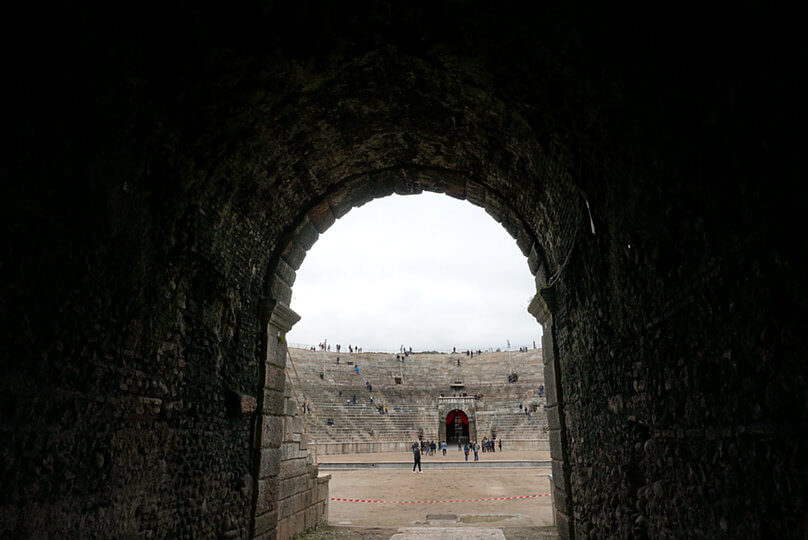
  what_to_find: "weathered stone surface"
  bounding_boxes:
[264,364,286,391]
[255,477,279,514]
[262,390,286,415]
[253,510,278,536]
[258,448,281,478]
[279,457,309,481]
[259,416,283,449]
[307,201,337,235]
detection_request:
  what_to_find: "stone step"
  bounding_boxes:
[287,347,547,443]
[390,527,505,539]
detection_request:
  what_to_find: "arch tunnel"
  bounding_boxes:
[1,3,805,539]
[445,409,470,445]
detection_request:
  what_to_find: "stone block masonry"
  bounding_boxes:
[252,303,329,539]
[276,392,329,539]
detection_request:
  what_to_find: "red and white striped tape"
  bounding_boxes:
[330,494,550,503]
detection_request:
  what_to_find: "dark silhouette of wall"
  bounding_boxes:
[1,3,804,538]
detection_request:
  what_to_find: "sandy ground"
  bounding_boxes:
[324,467,553,529]
[295,450,556,539]
[318,448,553,528]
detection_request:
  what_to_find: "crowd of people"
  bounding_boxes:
[312,341,364,353]
[307,342,538,354]
[305,346,545,440]
[411,437,504,470]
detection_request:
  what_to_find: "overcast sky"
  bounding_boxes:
[287,192,542,353]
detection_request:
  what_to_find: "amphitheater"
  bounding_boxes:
[285,348,548,455]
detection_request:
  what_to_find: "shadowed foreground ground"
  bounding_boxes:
[294,525,557,540]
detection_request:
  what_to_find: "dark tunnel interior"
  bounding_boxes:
[1,3,806,538]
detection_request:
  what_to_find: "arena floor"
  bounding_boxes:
[304,450,555,539]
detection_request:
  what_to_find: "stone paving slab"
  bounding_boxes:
[293,525,557,539]
[390,527,506,539]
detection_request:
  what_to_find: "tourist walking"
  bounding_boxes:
[463,443,470,461]
[473,441,480,461]
[412,443,422,473]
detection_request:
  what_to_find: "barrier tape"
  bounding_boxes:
[330,494,550,503]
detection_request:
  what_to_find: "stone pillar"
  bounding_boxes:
[529,289,574,540]
[437,408,446,442]
[251,301,301,539]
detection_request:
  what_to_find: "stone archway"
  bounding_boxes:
[257,172,568,536]
[204,29,583,539]
[445,409,470,445]
[5,4,799,540]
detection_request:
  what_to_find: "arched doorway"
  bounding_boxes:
[446,409,470,445]
[261,173,562,536]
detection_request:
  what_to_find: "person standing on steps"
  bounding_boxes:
[463,443,470,461]
[412,442,422,473]
[473,441,480,461]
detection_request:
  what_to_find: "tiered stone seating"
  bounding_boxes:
[286,347,547,447]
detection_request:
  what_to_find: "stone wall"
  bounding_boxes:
[276,398,329,540]
[252,304,328,539]
[314,439,549,456]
